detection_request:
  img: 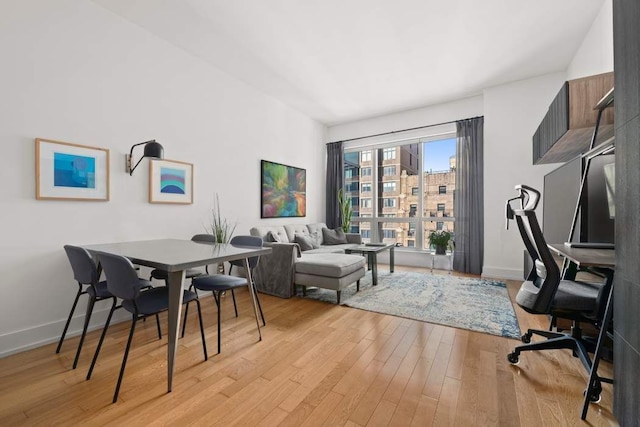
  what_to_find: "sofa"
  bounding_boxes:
[250,223,363,298]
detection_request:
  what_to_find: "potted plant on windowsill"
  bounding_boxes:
[338,188,353,233]
[428,230,453,255]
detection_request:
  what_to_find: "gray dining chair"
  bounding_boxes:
[87,251,208,403]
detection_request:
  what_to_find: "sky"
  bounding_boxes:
[423,137,456,172]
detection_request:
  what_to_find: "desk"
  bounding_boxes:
[547,243,615,419]
[83,239,272,392]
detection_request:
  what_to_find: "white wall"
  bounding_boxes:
[567,0,614,80]
[0,0,325,356]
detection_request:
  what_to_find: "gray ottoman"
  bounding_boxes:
[295,253,366,304]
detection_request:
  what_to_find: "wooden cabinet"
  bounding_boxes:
[533,72,614,164]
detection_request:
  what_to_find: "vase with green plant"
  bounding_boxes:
[428,230,453,255]
[338,188,353,233]
[208,193,237,272]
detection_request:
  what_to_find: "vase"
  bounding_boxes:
[435,246,447,255]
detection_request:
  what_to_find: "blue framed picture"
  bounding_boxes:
[149,159,193,204]
[36,138,110,201]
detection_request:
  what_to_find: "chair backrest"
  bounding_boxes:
[192,234,217,244]
[64,245,100,285]
[95,251,142,301]
[508,185,561,314]
[229,235,263,269]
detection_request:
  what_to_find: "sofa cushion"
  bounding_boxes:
[296,253,365,278]
[322,228,348,245]
[250,226,290,243]
[284,224,312,243]
[303,243,358,254]
[294,233,319,251]
[267,231,282,242]
[306,223,328,245]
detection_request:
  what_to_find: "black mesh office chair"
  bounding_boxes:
[87,251,207,403]
[505,185,612,403]
[56,245,117,369]
[185,235,265,354]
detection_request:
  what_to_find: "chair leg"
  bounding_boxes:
[231,290,238,318]
[87,299,117,380]
[72,296,96,369]
[215,292,222,354]
[194,300,208,361]
[155,314,162,340]
[113,316,137,403]
[181,301,190,338]
[56,288,84,353]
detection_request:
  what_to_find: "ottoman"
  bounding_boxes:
[295,253,366,304]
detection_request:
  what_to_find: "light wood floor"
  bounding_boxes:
[0,265,616,426]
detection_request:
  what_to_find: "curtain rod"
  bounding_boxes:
[327,115,483,144]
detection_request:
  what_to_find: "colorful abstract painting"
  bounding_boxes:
[261,160,306,218]
[160,167,186,194]
[53,152,96,188]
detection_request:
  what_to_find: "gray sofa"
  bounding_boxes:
[250,222,362,298]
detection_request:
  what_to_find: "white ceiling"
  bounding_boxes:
[93,0,605,125]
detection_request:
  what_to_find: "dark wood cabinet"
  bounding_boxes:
[533,72,614,164]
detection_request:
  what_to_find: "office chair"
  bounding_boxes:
[505,185,612,403]
[87,251,207,403]
[185,235,265,354]
[56,245,118,369]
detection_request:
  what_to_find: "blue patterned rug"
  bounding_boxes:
[300,271,521,339]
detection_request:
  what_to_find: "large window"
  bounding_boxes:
[344,135,456,249]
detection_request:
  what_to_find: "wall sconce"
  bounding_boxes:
[126,140,164,175]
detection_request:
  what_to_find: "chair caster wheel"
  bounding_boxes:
[521,333,532,343]
[507,352,519,364]
[584,386,602,403]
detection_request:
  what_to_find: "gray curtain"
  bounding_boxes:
[326,141,344,229]
[453,117,484,274]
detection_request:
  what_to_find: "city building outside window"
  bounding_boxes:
[409,204,417,217]
[361,183,371,192]
[361,198,372,208]
[361,167,372,176]
[382,230,396,238]
[361,150,372,162]
[412,187,419,196]
[437,222,444,230]
[439,185,446,194]
[383,198,396,208]
[437,203,445,211]
[383,166,396,176]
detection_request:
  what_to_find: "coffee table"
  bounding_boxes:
[344,243,395,286]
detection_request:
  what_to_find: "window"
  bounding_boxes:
[344,136,456,251]
[382,148,396,160]
[382,230,396,238]
[345,169,353,179]
[383,182,396,192]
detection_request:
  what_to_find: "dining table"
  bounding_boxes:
[82,238,272,392]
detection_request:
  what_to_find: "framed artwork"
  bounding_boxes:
[261,159,306,218]
[149,159,193,204]
[35,138,110,201]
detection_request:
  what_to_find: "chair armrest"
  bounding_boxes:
[345,233,362,244]
[254,242,298,298]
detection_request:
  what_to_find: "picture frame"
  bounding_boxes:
[149,159,193,204]
[261,159,306,218]
[35,138,110,201]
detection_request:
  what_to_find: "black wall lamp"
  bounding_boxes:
[126,140,164,175]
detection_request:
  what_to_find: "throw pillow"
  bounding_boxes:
[267,230,282,242]
[294,233,319,251]
[322,228,348,245]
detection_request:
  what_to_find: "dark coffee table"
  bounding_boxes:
[344,243,395,286]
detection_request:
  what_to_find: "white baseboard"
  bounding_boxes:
[481,266,523,281]
[0,306,129,358]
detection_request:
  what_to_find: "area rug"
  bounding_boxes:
[301,271,521,339]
